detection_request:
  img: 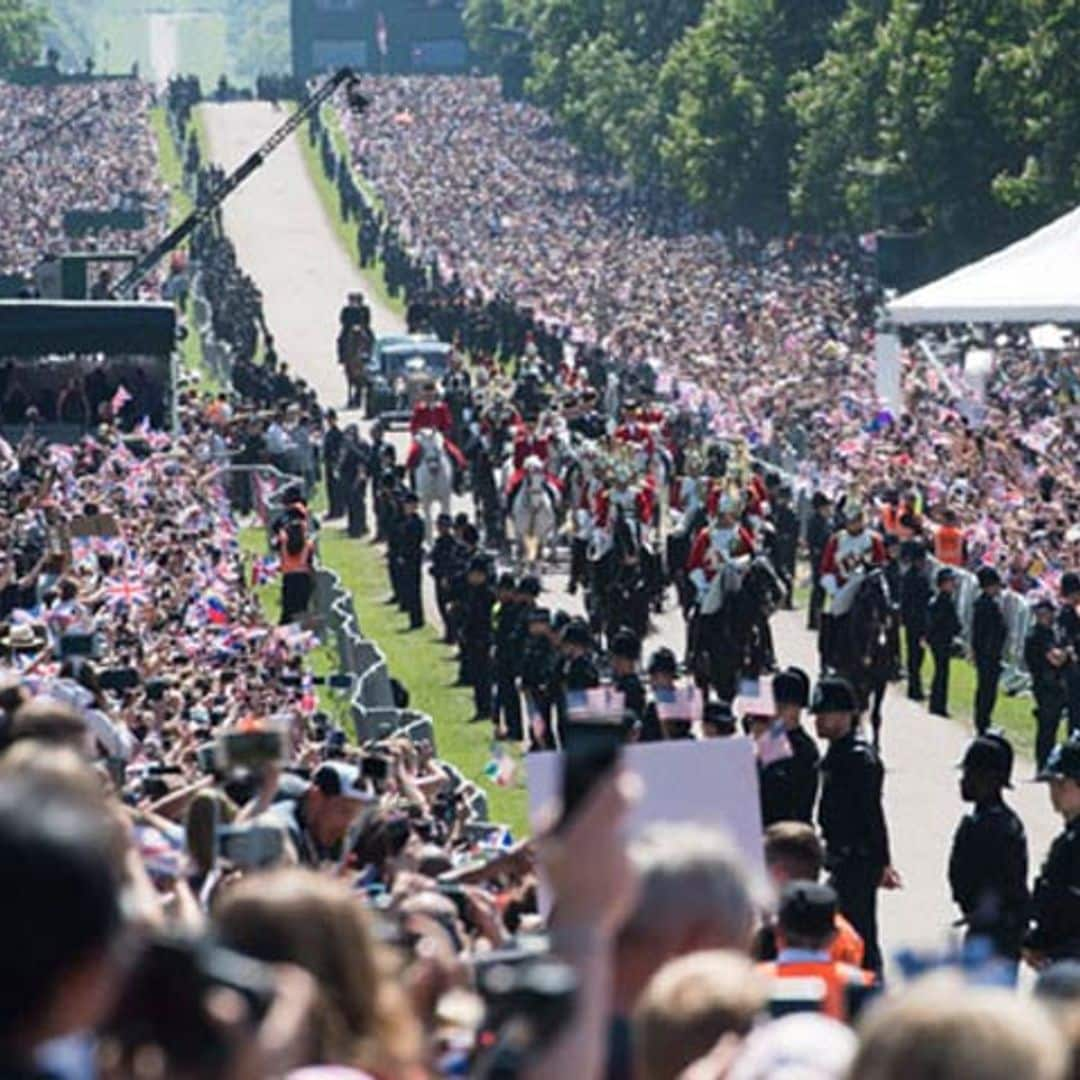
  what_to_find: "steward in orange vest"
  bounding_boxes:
[757,881,875,1022]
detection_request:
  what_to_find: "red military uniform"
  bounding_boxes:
[614,420,656,455]
[410,399,452,435]
[507,431,554,495]
[407,399,465,470]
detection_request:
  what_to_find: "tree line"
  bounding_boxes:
[465,0,1080,258]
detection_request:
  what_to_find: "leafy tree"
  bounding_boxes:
[0,0,45,69]
[982,0,1080,218]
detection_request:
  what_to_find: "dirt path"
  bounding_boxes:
[202,102,1059,961]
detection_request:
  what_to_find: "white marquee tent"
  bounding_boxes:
[885,202,1080,325]
[874,203,1080,406]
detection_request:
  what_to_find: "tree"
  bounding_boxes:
[657,0,843,226]
[982,0,1080,219]
[0,0,45,69]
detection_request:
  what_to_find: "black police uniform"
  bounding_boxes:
[494,599,524,740]
[1026,816,1080,961]
[430,528,462,643]
[926,586,961,716]
[1025,620,1070,769]
[972,591,1007,733]
[900,563,931,700]
[948,796,1029,959]
[399,508,425,629]
[818,729,891,973]
[770,499,799,607]
[461,576,495,720]
[806,508,831,631]
[1058,599,1080,732]
[322,422,344,519]
[613,669,646,737]
[520,628,556,749]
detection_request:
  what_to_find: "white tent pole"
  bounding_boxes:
[874,326,902,413]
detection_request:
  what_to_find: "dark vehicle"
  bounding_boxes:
[0,300,177,441]
[365,334,451,423]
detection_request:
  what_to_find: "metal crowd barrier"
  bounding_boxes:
[212,463,495,824]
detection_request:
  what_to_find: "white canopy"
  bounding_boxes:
[886,203,1080,325]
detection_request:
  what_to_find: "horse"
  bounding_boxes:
[690,555,784,703]
[586,509,655,646]
[826,568,895,746]
[411,428,454,538]
[510,459,558,566]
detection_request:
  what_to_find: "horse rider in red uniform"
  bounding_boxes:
[506,419,560,502]
[406,381,467,478]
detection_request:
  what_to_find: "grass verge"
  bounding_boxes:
[241,521,529,837]
[152,104,222,394]
[292,105,405,318]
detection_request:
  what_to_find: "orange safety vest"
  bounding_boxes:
[757,958,874,1021]
[831,914,865,968]
[279,537,313,575]
[935,525,965,567]
[879,504,899,537]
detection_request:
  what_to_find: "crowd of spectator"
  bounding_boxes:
[0,78,168,278]
[336,75,1079,594]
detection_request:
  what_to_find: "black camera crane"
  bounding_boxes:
[115,67,369,299]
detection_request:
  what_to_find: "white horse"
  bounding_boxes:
[412,428,453,538]
[510,457,558,566]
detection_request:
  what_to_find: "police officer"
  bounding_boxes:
[1058,572,1080,733]
[773,666,819,823]
[609,627,646,737]
[429,512,460,644]
[899,542,931,701]
[641,646,679,742]
[493,573,523,742]
[972,566,1007,733]
[520,607,556,750]
[770,484,799,609]
[1024,734,1080,966]
[461,555,495,723]
[322,409,344,520]
[927,566,962,718]
[813,675,900,974]
[1025,598,1071,770]
[398,492,425,630]
[806,492,831,632]
[948,733,1029,965]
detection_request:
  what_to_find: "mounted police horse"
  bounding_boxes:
[690,555,784,703]
[825,568,895,746]
[411,428,454,539]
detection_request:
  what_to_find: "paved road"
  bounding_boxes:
[203,102,1059,961]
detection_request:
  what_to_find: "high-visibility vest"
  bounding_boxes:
[757,958,875,1021]
[279,537,313,575]
[879,504,900,537]
[935,525,965,567]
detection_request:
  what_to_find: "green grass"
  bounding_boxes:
[151,104,222,394]
[291,104,405,318]
[240,515,528,836]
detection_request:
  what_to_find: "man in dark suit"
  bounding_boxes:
[972,566,1007,733]
[399,492,425,629]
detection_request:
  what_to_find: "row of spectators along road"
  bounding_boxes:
[337,75,1080,597]
[0,78,167,281]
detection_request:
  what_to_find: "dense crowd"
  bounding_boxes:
[0,78,168,278]
[336,76,1079,593]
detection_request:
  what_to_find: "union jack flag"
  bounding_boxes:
[104,576,150,611]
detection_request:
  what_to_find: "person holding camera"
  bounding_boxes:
[261,761,373,867]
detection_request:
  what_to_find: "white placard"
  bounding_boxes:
[525,736,765,897]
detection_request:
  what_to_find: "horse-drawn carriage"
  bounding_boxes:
[365,334,451,423]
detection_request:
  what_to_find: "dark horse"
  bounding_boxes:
[827,569,895,746]
[690,556,784,703]
[586,510,661,647]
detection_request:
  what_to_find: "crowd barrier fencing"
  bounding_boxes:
[212,463,492,825]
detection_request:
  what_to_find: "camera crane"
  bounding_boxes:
[115,67,369,299]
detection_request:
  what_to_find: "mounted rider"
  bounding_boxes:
[685,490,756,614]
[505,417,560,503]
[406,380,467,483]
[818,499,887,668]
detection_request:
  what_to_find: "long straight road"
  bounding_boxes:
[202,101,1059,962]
